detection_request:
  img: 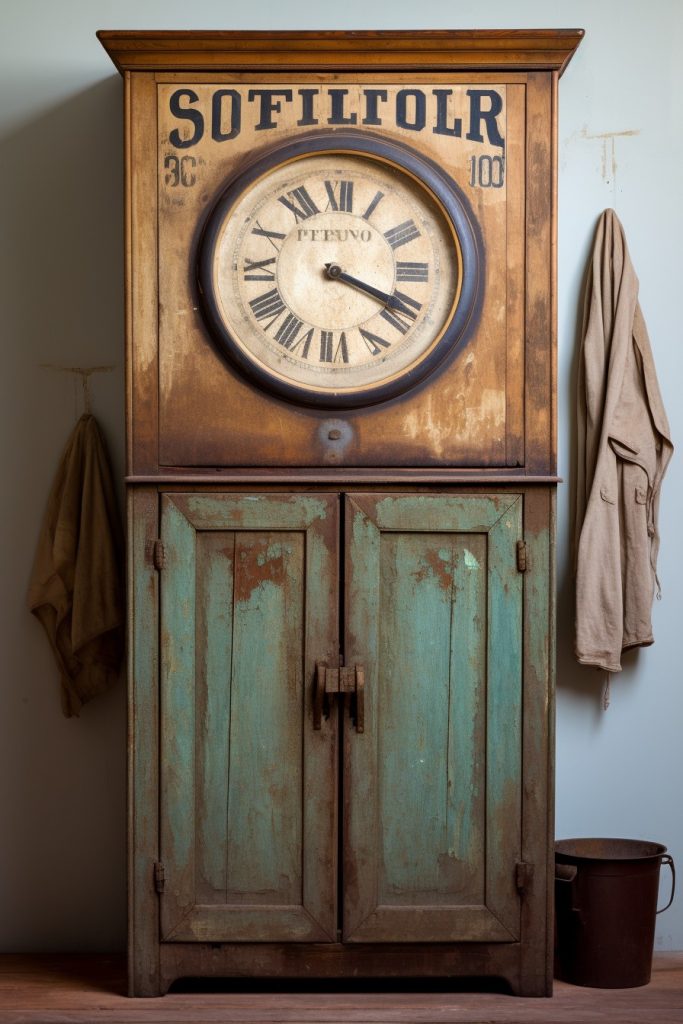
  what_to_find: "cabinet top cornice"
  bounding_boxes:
[97,29,584,76]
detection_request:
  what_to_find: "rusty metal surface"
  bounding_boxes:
[555,839,675,988]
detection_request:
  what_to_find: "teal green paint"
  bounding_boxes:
[158,495,343,941]
[447,534,486,901]
[486,502,523,936]
[160,498,197,935]
[181,493,329,531]
[159,494,339,943]
[195,531,235,902]
[463,547,480,569]
[378,533,453,901]
[227,532,304,902]
[158,491,524,945]
[376,532,487,904]
[345,494,523,941]
[373,494,520,533]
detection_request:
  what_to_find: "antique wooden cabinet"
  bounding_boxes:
[99,29,582,997]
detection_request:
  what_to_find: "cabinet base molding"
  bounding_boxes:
[143,943,551,999]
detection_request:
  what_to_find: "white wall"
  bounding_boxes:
[1,0,681,953]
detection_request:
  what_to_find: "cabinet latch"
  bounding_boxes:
[313,661,365,733]
[516,540,528,573]
[154,861,166,894]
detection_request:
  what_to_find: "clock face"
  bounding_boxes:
[198,132,481,408]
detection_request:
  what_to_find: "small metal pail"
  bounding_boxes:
[555,838,675,988]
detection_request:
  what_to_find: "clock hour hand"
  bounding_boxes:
[324,263,414,317]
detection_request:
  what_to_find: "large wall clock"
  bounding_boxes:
[197,131,482,408]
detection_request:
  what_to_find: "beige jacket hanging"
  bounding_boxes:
[28,414,124,716]
[574,209,673,673]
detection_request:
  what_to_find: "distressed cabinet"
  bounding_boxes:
[101,29,582,997]
[157,491,523,947]
[130,484,549,994]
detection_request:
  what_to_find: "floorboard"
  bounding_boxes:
[0,953,681,1023]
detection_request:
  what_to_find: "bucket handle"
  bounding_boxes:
[555,863,580,914]
[657,855,676,914]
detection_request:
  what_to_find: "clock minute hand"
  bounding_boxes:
[324,263,412,316]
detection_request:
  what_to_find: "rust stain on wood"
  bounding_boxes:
[412,548,453,591]
[233,538,289,605]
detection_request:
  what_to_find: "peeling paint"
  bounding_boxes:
[401,387,505,457]
[463,548,480,570]
[234,539,289,604]
[412,548,453,591]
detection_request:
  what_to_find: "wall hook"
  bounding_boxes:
[41,364,115,416]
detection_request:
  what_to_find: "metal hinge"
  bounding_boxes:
[154,861,166,894]
[153,539,166,570]
[516,861,533,893]
[516,540,528,572]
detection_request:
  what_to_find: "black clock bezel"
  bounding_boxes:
[197,129,483,410]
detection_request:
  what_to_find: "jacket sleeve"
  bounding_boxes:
[574,454,625,672]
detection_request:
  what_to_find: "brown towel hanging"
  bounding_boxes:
[28,414,124,716]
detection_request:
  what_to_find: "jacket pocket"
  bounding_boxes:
[600,487,616,504]
[635,486,648,504]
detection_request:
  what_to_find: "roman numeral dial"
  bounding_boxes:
[198,134,479,408]
[241,173,436,372]
[384,219,421,249]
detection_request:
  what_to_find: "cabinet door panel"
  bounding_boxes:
[378,531,487,905]
[344,493,522,943]
[160,493,338,943]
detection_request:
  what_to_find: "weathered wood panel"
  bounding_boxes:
[152,77,522,471]
[159,496,197,940]
[195,532,234,902]
[99,30,585,75]
[226,531,304,903]
[505,83,526,467]
[377,533,486,905]
[343,493,523,943]
[485,496,523,938]
[525,73,553,474]
[126,73,158,475]
[159,493,339,943]
[518,487,554,996]
[127,488,161,997]
[448,534,488,892]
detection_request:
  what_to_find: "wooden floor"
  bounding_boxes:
[0,954,682,1023]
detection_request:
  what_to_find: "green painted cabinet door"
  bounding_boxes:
[343,494,523,943]
[159,493,339,943]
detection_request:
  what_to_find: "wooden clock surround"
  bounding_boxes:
[99,29,583,997]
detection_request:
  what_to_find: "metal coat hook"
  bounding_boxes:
[41,364,115,416]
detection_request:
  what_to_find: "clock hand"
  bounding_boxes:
[324,263,415,318]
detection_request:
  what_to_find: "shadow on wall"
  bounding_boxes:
[0,75,125,406]
[0,75,127,952]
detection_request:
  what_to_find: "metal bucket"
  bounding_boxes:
[555,838,675,988]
